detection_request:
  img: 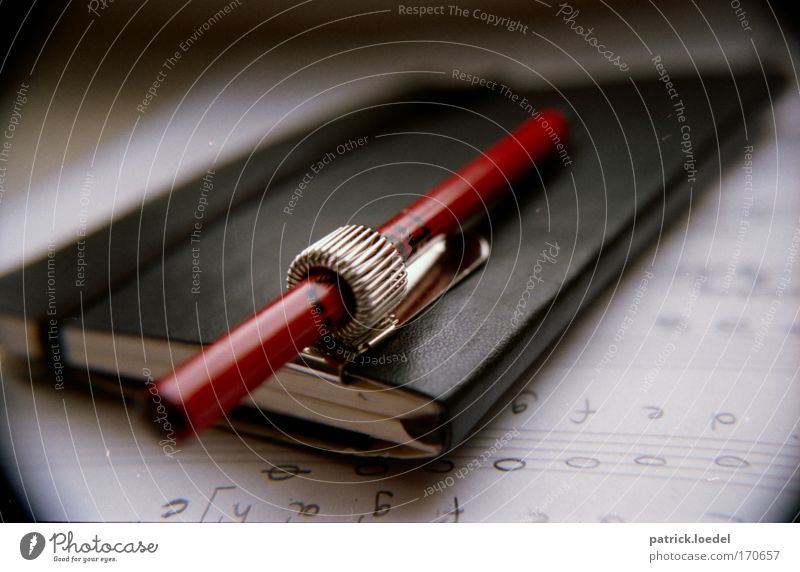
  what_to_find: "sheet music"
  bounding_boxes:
[2,89,798,524]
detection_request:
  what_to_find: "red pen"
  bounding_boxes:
[155,110,569,435]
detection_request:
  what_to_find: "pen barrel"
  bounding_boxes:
[154,278,346,434]
[379,110,568,259]
[151,108,568,438]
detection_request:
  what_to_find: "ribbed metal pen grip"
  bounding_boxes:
[287,225,408,347]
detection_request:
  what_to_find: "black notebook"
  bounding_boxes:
[1,72,777,457]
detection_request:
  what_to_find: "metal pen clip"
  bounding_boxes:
[285,230,490,383]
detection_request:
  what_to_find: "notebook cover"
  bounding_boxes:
[65,71,777,453]
[0,86,423,361]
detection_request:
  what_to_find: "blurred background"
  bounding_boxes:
[0,0,797,273]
